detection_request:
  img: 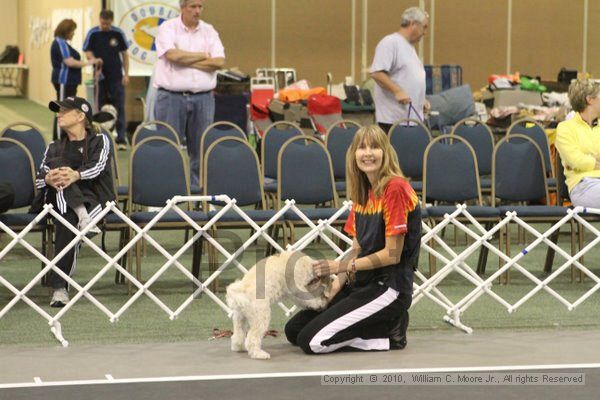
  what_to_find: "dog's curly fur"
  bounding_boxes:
[226,251,331,359]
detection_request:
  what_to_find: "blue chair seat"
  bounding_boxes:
[480,178,492,189]
[117,185,128,197]
[130,210,208,224]
[335,181,346,192]
[547,177,557,188]
[425,205,500,218]
[208,209,281,222]
[420,207,428,219]
[410,180,423,192]
[103,213,129,225]
[0,213,48,227]
[498,205,569,218]
[264,177,277,193]
[285,208,349,221]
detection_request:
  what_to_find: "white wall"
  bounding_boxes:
[0,0,19,51]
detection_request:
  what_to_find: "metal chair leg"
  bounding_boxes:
[543,226,560,274]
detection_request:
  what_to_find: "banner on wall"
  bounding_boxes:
[113,0,180,76]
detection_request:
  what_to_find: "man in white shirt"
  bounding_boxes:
[154,0,225,186]
[370,7,430,134]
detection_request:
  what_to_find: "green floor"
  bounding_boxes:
[0,97,53,139]
[1,97,600,348]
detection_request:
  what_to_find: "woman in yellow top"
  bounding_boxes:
[555,79,600,208]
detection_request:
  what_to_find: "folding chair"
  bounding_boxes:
[277,136,342,243]
[492,134,573,282]
[261,121,303,207]
[325,120,361,196]
[507,118,557,198]
[0,137,52,268]
[131,120,180,147]
[451,118,494,194]
[550,152,584,281]
[196,121,248,198]
[201,137,284,287]
[128,137,208,283]
[91,128,131,283]
[422,135,500,275]
[1,122,46,171]
[96,127,127,211]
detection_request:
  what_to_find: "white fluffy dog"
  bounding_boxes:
[226,251,332,359]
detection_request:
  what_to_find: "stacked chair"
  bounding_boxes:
[507,118,557,198]
[5,112,580,292]
[325,120,361,196]
[450,118,494,194]
[422,135,499,275]
[0,122,47,170]
[127,137,207,285]
[201,137,283,288]
[389,118,432,194]
[260,121,303,207]
[0,137,52,264]
[491,134,572,283]
[276,136,342,243]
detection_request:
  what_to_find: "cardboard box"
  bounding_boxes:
[493,89,543,107]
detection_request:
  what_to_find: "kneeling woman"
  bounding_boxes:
[35,96,114,307]
[285,125,421,354]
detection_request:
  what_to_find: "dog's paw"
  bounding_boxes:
[249,349,271,360]
[231,339,246,352]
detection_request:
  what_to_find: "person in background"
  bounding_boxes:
[285,125,421,354]
[556,79,600,208]
[36,97,114,308]
[370,7,430,134]
[153,0,225,187]
[51,19,102,141]
[84,9,130,150]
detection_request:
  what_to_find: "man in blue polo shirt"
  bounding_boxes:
[84,9,130,150]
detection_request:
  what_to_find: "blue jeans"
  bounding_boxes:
[570,177,600,208]
[98,79,126,144]
[155,89,215,187]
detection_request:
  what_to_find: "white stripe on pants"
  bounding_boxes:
[308,286,400,353]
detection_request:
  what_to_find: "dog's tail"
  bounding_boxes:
[226,279,250,310]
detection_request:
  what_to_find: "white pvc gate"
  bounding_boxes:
[1,196,598,345]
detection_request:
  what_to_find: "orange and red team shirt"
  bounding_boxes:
[344,176,421,292]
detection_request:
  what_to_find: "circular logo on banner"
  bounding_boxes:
[119,3,179,65]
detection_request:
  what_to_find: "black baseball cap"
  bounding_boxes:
[49,96,93,122]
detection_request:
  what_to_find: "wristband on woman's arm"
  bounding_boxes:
[345,258,357,286]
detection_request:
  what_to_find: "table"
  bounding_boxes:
[0,64,28,96]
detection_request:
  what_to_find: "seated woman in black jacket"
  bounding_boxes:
[36,96,115,307]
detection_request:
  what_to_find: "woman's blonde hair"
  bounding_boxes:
[568,79,600,112]
[346,125,404,205]
[86,120,101,135]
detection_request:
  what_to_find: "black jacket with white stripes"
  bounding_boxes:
[33,129,115,212]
